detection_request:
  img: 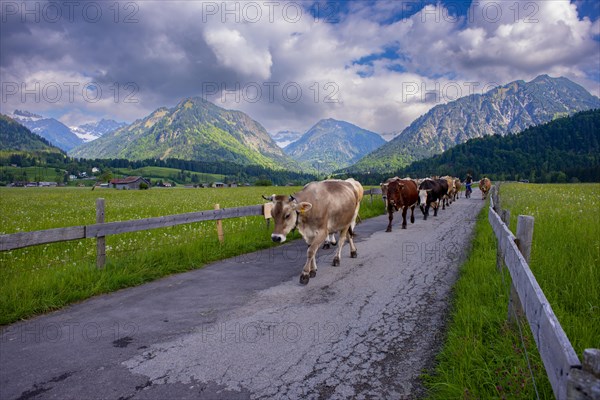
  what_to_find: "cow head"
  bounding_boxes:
[418,189,431,207]
[387,180,404,211]
[268,195,312,243]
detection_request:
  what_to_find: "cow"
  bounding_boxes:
[267,179,362,285]
[380,176,400,210]
[435,178,450,210]
[418,179,445,220]
[453,178,462,200]
[479,177,492,200]
[385,179,419,232]
[323,178,364,249]
[440,176,455,207]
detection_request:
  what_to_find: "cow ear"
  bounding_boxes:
[296,202,312,214]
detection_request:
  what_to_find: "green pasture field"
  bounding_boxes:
[425,183,599,399]
[0,186,384,325]
[0,165,64,182]
[113,166,225,184]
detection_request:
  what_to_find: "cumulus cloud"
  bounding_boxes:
[0,0,598,133]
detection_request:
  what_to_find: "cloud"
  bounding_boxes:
[1,0,598,133]
[204,27,273,79]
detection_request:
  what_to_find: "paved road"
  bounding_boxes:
[1,191,485,400]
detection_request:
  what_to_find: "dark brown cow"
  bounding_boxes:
[268,179,361,285]
[385,179,418,232]
[479,177,492,200]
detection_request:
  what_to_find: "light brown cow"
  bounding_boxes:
[453,178,462,200]
[268,179,362,285]
[441,175,455,207]
[323,178,363,248]
[479,177,492,200]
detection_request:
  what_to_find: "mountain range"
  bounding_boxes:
[70,97,300,170]
[284,119,385,173]
[0,114,64,154]
[8,110,125,152]
[9,110,83,152]
[270,130,303,148]
[398,109,600,182]
[71,119,127,142]
[349,75,600,173]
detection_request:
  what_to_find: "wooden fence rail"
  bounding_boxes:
[1,188,384,261]
[488,186,599,400]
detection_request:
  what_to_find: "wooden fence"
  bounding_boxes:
[488,186,600,400]
[0,189,383,268]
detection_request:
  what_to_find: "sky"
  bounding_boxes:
[1,0,599,135]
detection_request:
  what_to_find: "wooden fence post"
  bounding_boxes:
[96,198,106,269]
[492,186,500,212]
[497,209,510,272]
[508,215,534,324]
[215,204,224,243]
[567,348,600,399]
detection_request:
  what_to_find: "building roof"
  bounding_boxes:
[110,176,146,184]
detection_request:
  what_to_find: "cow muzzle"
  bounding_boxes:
[271,234,286,243]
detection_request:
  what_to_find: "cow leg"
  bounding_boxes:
[330,233,337,246]
[401,206,408,229]
[333,226,356,266]
[300,232,327,284]
[410,205,415,224]
[423,204,429,220]
[433,202,439,216]
[386,207,394,232]
[442,197,446,210]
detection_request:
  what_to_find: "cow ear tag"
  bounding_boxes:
[298,202,312,214]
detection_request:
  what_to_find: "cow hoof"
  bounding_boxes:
[350,251,358,258]
[299,275,310,285]
[385,227,392,232]
[309,270,317,278]
[322,243,330,249]
[424,216,428,221]
[402,224,407,229]
[332,257,340,266]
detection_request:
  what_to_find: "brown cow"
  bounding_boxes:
[385,179,419,232]
[479,177,492,200]
[268,179,361,285]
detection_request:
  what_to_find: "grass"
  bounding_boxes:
[424,183,599,399]
[500,183,600,356]
[0,186,384,325]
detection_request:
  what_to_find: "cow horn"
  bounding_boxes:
[289,195,295,202]
[262,195,274,201]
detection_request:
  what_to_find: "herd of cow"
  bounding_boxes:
[264,176,492,285]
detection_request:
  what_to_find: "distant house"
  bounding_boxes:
[110,176,150,190]
[69,175,77,181]
[162,182,172,187]
[92,167,100,173]
[229,183,238,188]
[212,182,225,188]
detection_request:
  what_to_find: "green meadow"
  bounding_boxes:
[425,183,599,399]
[0,186,384,325]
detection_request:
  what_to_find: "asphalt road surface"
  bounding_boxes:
[1,191,485,400]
